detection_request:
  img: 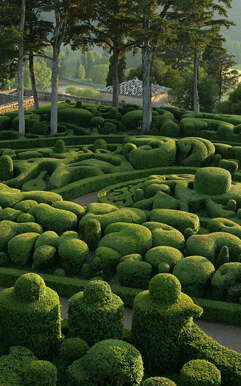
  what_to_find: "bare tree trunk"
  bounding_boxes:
[112,45,120,107]
[50,44,60,135]
[18,0,26,136]
[50,8,65,135]
[218,68,222,102]
[193,47,200,113]
[142,43,153,133]
[29,51,39,110]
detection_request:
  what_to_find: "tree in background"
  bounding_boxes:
[202,33,239,101]
[89,64,109,84]
[76,63,86,80]
[18,0,26,136]
[216,82,241,114]
[24,58,52,90]
[106,54,126,86]
[0,2,19,88]
[81,51,103,79]
[24,3,52,109]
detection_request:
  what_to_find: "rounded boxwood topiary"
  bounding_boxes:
[194,167,231,195]
[58,237,89,275]
[179,359,221,386]
[143,377,177,385]
[173,256,215,297]
[94,246,121,278]
[122,109,143,130]
[83,218,101,250]
[93,138,107,151]
[0,155,13,180]
[145,246,183,274]
[54,139,65,153]
[53,268,66,277]
[32,245,57,272]
[90,116,105,128]
[132,273,203,374]
[59,337,89,365]
[117,260,152,289]
[0,273,62,359]
[68,280,124,346]
[8,232,40,266]
[24,360,58,386]
[14,272,46,302]
[66,339,144,386]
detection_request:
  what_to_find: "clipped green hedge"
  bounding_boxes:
[1,267,241,324]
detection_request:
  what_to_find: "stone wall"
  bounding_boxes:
[0,97,34,114]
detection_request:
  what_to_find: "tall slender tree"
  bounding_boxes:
[18,0,26,136]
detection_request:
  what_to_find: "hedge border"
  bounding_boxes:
[0,267,241,326]
[52,166,198,200]
[0,134,125,150]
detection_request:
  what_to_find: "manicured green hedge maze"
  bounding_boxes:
[1,102,241,384]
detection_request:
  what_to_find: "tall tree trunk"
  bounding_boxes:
[112,45,120,107]
[193,47,200,113]
[50,44,60,135]
[29,51,39,110]
[50,8,65,135]
[218,68,222,102]
[142,42,153,133]
[18,0,26,136]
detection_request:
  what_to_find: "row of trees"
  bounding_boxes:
[0,0,235,135]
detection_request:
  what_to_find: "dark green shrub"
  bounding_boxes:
[53,268,66,277]
[0,273,62,359]
[179,359,221,386]
[58,108,92,126]
[218,158,239,175]
[24,360,58,386]
[68,280,124,346]
[145,246,183,274]
[32,245,57,272]
[93,138,107,151]
[99,121,117,134]
[66,339,144,386]
[117,260,152,289]
[122,142,137,160]
[160,119,180,137]
[0,155,13,180]
[173,256,215,297]
[0,130,19,139]
[122,109,143,130]
[131,273,202,374]
[194,167,231,195]
[52,200,85,218]
[143,377,177,385]
[31,120,49,135]
[90,116,105,128]
[0,346,37,385]
[150,209,200,235]
[0,115,11,129]
[8,232,40,266]
[58,237,89,276]
[83,218,101,250]
[129,137,176,169]
[94,247,121,278]
[59,337,89,365]
[54,139,65,153]
[29,203,78,234]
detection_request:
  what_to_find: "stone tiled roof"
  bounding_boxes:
[98,78,169,97]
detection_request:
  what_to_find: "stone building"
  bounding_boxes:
[98,78,170,106]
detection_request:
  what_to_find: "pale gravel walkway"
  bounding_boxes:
[1,192,241,353]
